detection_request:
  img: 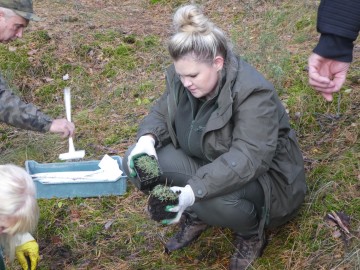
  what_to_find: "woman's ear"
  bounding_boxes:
[213,56,224,71]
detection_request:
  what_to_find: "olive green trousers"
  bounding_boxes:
[124,143,264,235]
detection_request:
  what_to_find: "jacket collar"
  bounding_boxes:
[215,50,239,116]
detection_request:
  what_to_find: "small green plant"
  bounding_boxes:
[133,155,162,190]
[134,155,160,179]
[148,184,179,222]
[149,184,178,202]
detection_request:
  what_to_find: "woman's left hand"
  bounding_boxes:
[162,185,195,225]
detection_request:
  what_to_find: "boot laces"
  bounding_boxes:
[234,235,263,259]
[175,216,194,241]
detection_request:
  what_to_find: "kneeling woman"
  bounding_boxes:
[0,165,40,270]
[123,4,306,270]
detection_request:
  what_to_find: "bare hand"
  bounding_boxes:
[49,119,75,138]
[308,53,350,101]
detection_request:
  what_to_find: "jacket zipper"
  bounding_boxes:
[187,100,209,156]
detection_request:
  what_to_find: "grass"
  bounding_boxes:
[0,0,359,269]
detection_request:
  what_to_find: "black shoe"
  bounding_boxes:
[165,214,208,254]
[229,233,267,270]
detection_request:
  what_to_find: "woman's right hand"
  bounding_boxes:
[127,135,157,177]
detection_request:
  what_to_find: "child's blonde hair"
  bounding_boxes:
[0,164,39,260]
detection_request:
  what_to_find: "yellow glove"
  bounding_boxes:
[15,233,39,270]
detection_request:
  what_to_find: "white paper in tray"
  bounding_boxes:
[31,154,123,184]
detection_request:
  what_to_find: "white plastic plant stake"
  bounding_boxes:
[59,87,85,160]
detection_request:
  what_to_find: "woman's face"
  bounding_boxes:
[174,54,224,99]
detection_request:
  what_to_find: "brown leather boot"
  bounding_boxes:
[229,233,267,270]
[165,214,208,254]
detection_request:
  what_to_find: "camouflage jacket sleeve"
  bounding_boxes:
[0,74,53,132]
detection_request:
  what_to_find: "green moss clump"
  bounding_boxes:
[134,155,160,179]
[150,184,178,202]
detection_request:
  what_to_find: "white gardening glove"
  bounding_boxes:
[15,233,39,270]
[162,185,195,225]
[128,135,157,177]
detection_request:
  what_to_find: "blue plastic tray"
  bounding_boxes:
[25,156,127,199]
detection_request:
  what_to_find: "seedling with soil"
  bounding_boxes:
[133,154,162,190]
[148,184,179,222]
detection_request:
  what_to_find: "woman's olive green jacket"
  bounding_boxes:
[137,52,307,233]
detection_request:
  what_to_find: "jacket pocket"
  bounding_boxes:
[270,130,304,184]
[267,130,307,227]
